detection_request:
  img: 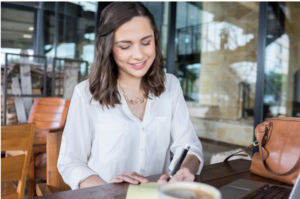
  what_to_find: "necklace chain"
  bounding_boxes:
[119,83,145,107]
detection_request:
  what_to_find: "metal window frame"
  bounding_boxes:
[166,2,177,75]
[253,2,268,154]
[53,2,59,58]
[51,58,89,97]
[1,2,38,12]
[34,2,44,56]
[3,53,48,125]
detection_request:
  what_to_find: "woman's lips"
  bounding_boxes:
[129,60,147,69]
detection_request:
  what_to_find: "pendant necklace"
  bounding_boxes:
[119,83,146,107]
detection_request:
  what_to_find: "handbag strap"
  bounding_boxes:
[224,141,258,162]
[260,122,300,176]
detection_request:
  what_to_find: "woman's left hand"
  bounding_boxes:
[157,167,195,186]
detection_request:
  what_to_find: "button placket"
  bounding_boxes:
[139,169,145,176]
[139,125,146,176]
[139,95,151,178]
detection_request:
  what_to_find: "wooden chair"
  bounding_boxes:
[1,123,35,199]
[27,98,70,197]
[36,132,71,196]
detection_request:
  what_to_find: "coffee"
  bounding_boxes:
[158,182,221,199]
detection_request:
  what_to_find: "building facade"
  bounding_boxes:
[1,2,300,147]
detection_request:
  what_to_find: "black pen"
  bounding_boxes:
[168,144,190,181]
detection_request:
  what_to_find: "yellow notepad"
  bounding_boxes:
[126,182,159,199]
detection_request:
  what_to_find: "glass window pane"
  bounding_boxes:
[264,2,300,118]
[44,2,96,71]
[1,6,35,64]
[43,2,96,98]
[143,2,169,60]
[175,2,259,146]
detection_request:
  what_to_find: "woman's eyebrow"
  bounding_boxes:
[115,35,153,44]
[141,35,153,41]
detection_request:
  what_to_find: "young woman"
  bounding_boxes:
[57,2,204,190]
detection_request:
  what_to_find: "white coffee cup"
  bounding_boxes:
[158,182,221,199]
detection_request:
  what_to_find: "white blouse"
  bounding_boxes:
[57,73,204,190]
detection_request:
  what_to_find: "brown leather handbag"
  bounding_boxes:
[225,117,300,185]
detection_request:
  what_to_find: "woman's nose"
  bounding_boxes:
[132,45,144,60]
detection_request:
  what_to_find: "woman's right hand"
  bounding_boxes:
[109,172,148,184]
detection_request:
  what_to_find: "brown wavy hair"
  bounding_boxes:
[89,2,166,108]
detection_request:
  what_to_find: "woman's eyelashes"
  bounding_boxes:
[119,42,151,50]
[120,46,130,50]
[142,42,151,46]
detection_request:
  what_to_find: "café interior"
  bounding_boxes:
[1,1,300,199]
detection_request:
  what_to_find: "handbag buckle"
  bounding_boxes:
[252,140,259,147]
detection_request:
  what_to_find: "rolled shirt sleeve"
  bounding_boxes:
[168,77,204,175]
[57,86,98,190]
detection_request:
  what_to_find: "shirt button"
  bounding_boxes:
[142,127,145,131]
[141,148,145,151]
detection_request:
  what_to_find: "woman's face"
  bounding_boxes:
[112,16,156,79]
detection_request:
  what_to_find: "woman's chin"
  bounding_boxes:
[121,67,150,78]
[129,70,148,78]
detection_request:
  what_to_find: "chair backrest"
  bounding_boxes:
[27,98,70,144]
[1,123,35,199]
[47,132,71,193]
[28,98,70,131]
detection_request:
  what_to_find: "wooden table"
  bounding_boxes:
[32,159,292,199]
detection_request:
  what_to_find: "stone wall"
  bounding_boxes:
[191,117,254,146]
[187,2,259,146]
[198,2,258,119]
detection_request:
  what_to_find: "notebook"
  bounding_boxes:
[126,182,159,199]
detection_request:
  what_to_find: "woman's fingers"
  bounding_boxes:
[169,172,184,183]
[128,172,148,183]
[183,172,195,182]
[109,175,137,184]
[157,172,171,186]
[180,167,195,182]
[109,178,123,183]
[110,172,148,184]
[120,173,140,184]
[169,167,195,183]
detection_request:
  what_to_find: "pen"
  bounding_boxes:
[168,144,190,181]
